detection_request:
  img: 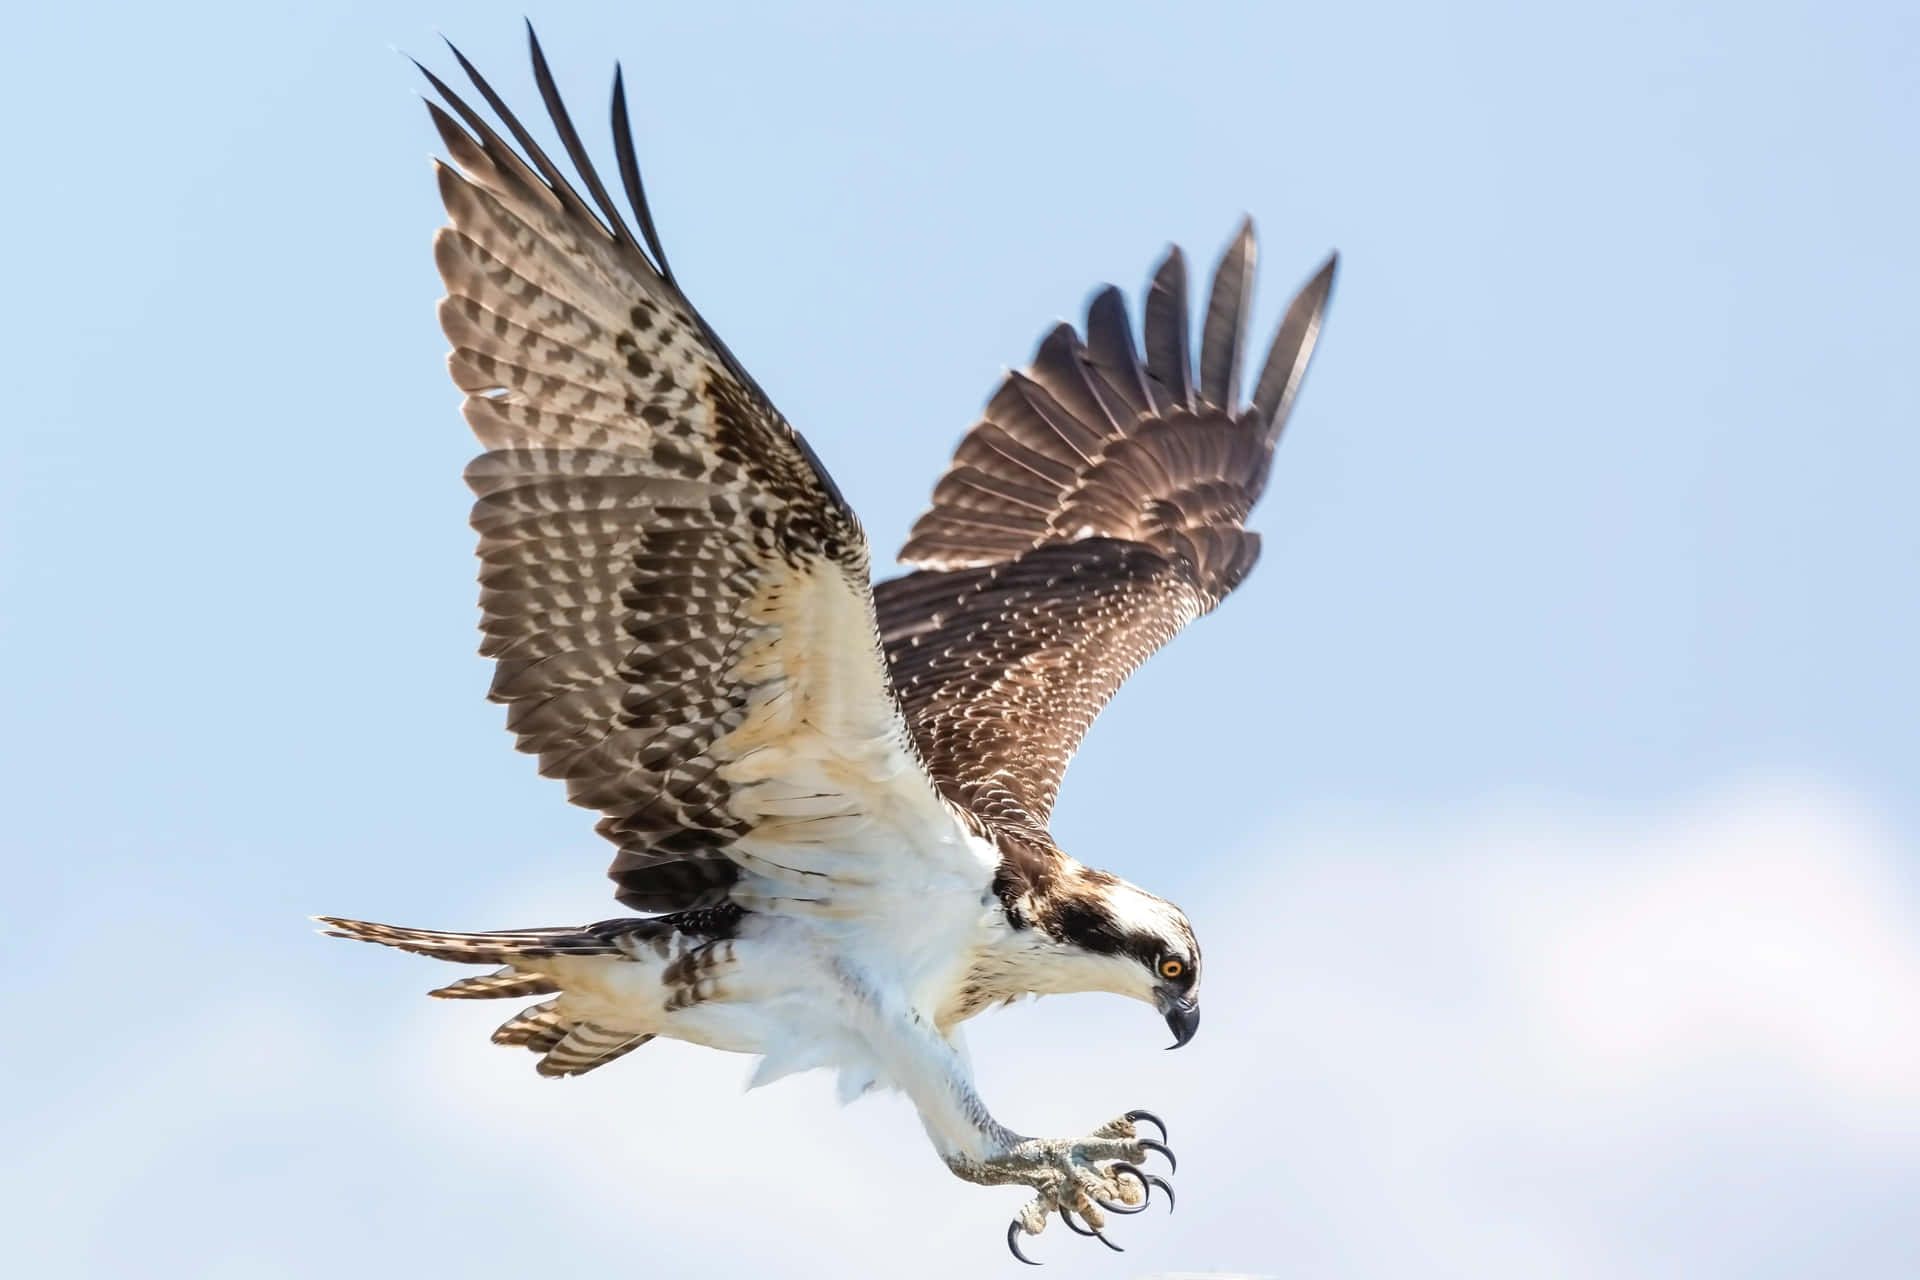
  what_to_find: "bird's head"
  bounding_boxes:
[1031,869,1202,1048]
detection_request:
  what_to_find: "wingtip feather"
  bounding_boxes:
[1198,219,1257,410]
[1249,248,1339,446]
[1143,246,1193,411]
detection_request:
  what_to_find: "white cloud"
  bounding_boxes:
[1491,787,1920,1120]
[1167,779,1920,1278]
[16,779,1920,1278]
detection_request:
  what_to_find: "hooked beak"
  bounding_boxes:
[1160,996,1200,1049]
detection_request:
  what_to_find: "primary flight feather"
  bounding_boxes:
[323,24,1336,1264]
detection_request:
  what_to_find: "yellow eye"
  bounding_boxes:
[1159,958,1185,979]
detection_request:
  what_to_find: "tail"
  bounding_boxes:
[318,915,658,1078]
[490,1000,654,1078]
[316,915,646,964]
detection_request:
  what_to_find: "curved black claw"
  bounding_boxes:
[1093,1163,1153,1216]
[1007,1219,1042,1266]
[1143,1173,1176,1212]
[1060,1208,1124,1252]
[1124,1109,1169,1142]
[1110,1162,1178,1214]
[1137,1138,1178,1174]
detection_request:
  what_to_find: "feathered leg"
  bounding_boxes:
[836,974,1175,1262]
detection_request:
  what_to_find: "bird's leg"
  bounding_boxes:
[834,971,1174,1261]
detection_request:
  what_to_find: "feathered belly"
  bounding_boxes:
[486,895,994,1103]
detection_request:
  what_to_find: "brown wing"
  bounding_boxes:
[875,224,1337,828]
[425,31,966,914]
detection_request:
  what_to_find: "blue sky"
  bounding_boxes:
[4,1,1916,1277]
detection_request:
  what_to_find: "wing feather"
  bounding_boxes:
[883,228,1337,826]
[1082,285,1152,420]
[1250,252,1340,452]
[1197,218,1256,409]
[1142,247,1194,413]
[423,33,972,913]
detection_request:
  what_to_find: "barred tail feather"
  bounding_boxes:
[491,1001,653,1077]
[430,968,561,1000]
[537,1024,654,1078]
[318,915,657,1079]
[492,999,570,1050]
[315,915,641,961]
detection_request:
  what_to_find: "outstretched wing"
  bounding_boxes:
[875,224,1336,829]
[423,30,971,914]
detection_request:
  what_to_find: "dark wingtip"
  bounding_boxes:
[440,31,473,70]
[1082,284,1152,417]
[522,17,549,73]
[610,60,677,285]
[1143,246,1194,411]
[1225,214,1257,266]
[1199,220,1257,409]
[1086,283,1126,319]
[1248,248,1339,448]
[1306,249,1340,295]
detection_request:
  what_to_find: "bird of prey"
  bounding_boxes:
[322,25,1336,1264]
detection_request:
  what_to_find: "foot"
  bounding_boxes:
[946,1110,1177,1264]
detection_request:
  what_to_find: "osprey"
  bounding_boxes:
[323,26,1336,1264]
